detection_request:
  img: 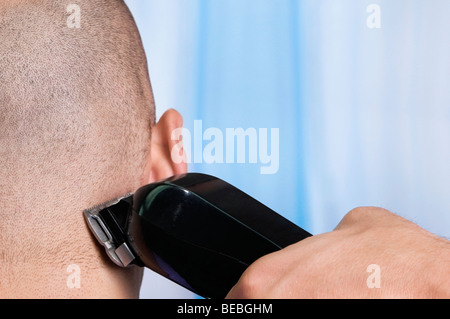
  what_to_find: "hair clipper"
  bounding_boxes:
[83,173,312,299]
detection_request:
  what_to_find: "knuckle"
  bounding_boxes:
[337,207,378,229]
[232,263,266,298]
[337,206,395,230]
[346,206,370,220]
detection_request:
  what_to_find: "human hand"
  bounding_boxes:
[227,207,450,299]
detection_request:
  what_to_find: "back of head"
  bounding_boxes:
[0,0,155,213]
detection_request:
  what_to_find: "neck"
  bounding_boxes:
[0,200,143,299]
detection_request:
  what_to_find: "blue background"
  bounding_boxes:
[125,0,450,298]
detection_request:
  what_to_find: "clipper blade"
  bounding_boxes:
[83,194,135,267]
[83,194,133,217]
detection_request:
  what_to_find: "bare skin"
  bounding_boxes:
[0,110,187,299]
[227,207,450,299]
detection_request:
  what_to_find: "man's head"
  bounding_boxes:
[0,0,186,298]
[1,0,158,209]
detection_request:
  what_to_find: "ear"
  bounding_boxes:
[147,109,187,182]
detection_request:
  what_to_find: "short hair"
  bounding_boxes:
[0,0,155,208]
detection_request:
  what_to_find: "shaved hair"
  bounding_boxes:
[0,0,155,210]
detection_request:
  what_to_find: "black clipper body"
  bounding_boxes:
[84,173,312,299]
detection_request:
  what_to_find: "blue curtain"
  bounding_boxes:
[126,0,450,299]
